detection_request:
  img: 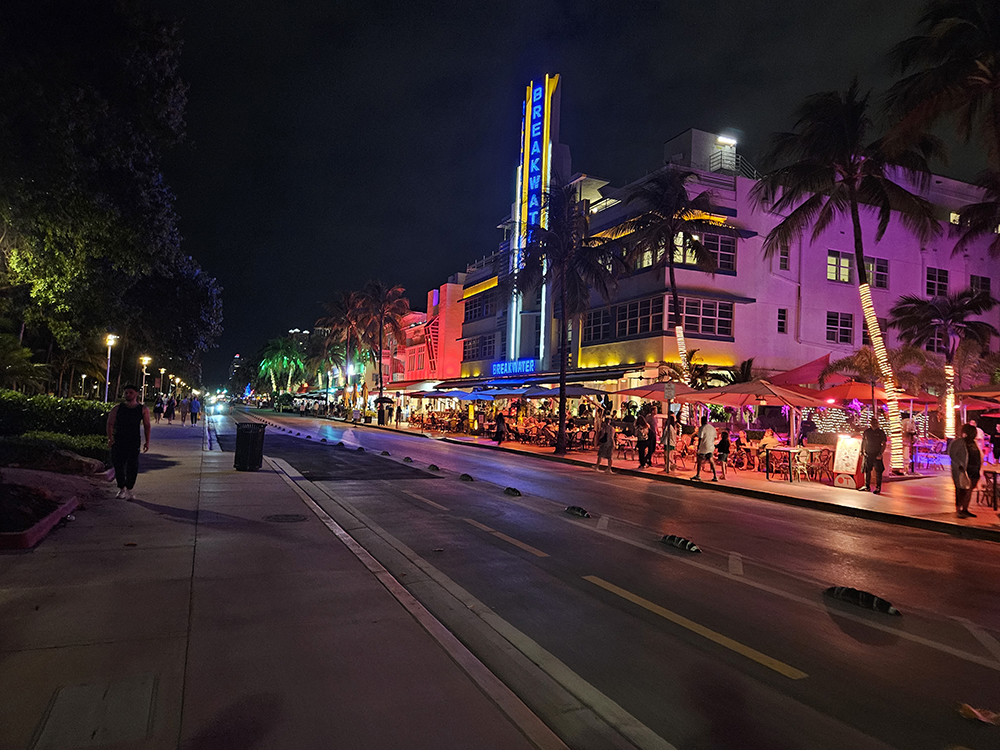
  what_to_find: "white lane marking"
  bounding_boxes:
[596,515,610,530]
[562,517,1000,673]
[264,458,570,750]
[400,489,450,511]
[728,553,744,576]
[954,617,1000,664]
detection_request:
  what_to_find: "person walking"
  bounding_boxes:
[949,424,979,518]
[717,430,731,479]
[494,411,506,445]
[106,384,151,501]
[594,410,615,474]
[165,397,176,425]
[153,396,164,425]
[179,396,190,426]
[395,404,402,428]
[661,415,677,473]
[189,395,201,426]
[693,416,718,482]
[635,416,651,468]
[859,418,887,494]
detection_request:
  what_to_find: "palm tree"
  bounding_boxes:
[611,167,723,384]
[358,280,410,406]
[889,289,999,437]
[820,346,928,412]
[317,290,366,391]
[752,80,942,471]
[715,358,758,386]
[258,336,305,394]
[0,333,48,390]
[518,175,627,454]
[888,1,1000,255]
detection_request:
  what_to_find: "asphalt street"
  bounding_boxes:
[215,411,1000,750]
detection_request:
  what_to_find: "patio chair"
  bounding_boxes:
[616,435,635,461]
[767,451,790,480]
[810,449,835,483]
[791,447,811,482]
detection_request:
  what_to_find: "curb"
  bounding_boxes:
[439,438,1000,544]
[0,497,79,550]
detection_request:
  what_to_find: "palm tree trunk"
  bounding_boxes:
[849,192,905,471]
[555,278,569,455]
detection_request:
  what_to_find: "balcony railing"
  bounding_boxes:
[709,151,760,180]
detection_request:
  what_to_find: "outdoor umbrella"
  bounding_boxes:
[683,380,827,408]
[817,381,887,405]
[443,390,494,401]
[959,397,1000,411]
[374,396,394,405]
[614,382,701,402]
[486,387,529,397]
[521,384,607,398]
[957,385,1000,399]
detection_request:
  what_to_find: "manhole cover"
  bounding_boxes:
[262,514,308,523]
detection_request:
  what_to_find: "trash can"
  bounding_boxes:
[234,422,266,471]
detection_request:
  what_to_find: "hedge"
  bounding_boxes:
[0,390,113,436]
[21,432,110,461]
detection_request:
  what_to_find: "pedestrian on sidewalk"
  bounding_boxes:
[153,396,164,424]
[106,385,151,500]
[494,411,506,445]
[717,430,731,479]
[190,395,201,425]
[179,396,190,425]
[859,418,887,494]
[693,416,718,482]
[661,415,677,473]
[395,404,402,427]
[594,409,614,474]
[949,424,980,518]
[165,397,176,425]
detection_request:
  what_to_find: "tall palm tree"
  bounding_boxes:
[519,175,626,454]
[317,290,366,391]
[358,280,410,405]
[888,0,1000,255]
[889,289,999,437]
[752,80,942,471]
[715,358,757,386]
[612,167,723,385]
[258,336,305,394]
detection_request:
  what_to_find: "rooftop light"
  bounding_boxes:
[717,135,737,146]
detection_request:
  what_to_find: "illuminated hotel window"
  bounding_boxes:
[464,290,497,322]
[672,235,699,266]
[863,257,889,289]
[616,297,664,338]
[826,312,854,344]
[777,308,787,334]
[926,267,948,297]
[702,233,737,272]
[861,317,887,346]
[827,250,852,283]
[949,212,960,225]
[583,309,612,343]
[779,246,790,271]
[669,297,733,337]
[971,274,991,296]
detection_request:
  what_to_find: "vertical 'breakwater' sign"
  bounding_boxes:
[517,74,560,250]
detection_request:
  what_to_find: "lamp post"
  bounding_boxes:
[80,374,87,398]
[104,334,119,402]
[159,368,166,397]
[139,356,152,402]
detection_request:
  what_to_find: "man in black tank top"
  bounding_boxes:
[106,384,151,500]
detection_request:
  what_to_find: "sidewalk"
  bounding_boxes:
[0,421,549,749]
[278,411,1000,542]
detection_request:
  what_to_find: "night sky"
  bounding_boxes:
[157,0,971,383]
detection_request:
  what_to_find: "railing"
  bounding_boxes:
[467,249,506,273]
[709,151,760,180]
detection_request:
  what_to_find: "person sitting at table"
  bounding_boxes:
[756,428,780,469]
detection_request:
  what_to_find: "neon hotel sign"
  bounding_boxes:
[492,359,537,376]
[518,74,558,236]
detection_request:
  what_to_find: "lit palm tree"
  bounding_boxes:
[358,280,410,405]
[715,358,758,386]
[317,290,366,391]
[258,336,305,394]
[518,175,627,454]
[889,289,999,437]
[820,346,928,412]
[888,0,1000,255]
[612,167,723,384]
[752,80,942,471]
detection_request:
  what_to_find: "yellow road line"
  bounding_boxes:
[583,575,808,680]
[463,519,550,558]
[493,532,549,558]
[401,490,450,511]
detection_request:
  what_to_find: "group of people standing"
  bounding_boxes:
[152,394,201,426]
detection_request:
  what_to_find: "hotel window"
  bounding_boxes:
[417,353,425,370]
[670,297,734,337]
[861,317,887,347]
[463,338,481,361]
[949,211,961,225]
[864,257,889,289]
[827,250,852,283]
[971,275,991,296]
[616,297,664,338]
[672,235,700,266]
[480,334,496,360]
[703,233,737,272]
[826,312,854,344]
[778,246,790,271]
[925,328,948,354]
[408,355,415,371]
[464,290,497,322]
[926,267,948,297]
[777,308,787,334]
[583,308,612,343]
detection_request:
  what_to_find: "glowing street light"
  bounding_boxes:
[139,356,152,402]
[159,368,166,396]
[80,373,87,398]
[104,334,119,402]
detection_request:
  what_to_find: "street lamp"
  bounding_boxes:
[139,356,152,402]
[104,334,119,402]
[80,373,87,398]
[159,368,166,396]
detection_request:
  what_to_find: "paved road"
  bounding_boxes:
[218,411,1000,750]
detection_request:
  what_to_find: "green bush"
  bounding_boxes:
[21,431,110,461]
[0,390,113,436]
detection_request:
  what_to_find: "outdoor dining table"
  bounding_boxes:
[981,470,999,511]
[764,446,825,483]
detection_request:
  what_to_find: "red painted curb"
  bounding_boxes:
[0,497,79,551]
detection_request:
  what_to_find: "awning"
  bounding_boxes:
[672,287,756,304]
[437,365,641,390]
[768,354,848,386]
